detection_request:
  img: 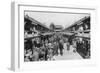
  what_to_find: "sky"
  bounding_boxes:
[25,11,90,29]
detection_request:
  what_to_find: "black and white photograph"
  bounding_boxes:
[24,11,90,62]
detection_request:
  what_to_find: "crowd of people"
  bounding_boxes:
[24,34,71,62]
[76,38,90,58]
[24,32,90,62]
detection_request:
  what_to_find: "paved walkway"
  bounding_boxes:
[53,44,83,60]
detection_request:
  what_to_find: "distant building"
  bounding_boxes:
[54,25,63,32]
[49,23,55,30]
[49,23,63,32]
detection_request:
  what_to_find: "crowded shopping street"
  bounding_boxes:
[24,13,90,62]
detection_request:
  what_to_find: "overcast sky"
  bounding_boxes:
[25,11,90,28]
